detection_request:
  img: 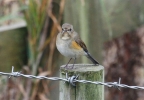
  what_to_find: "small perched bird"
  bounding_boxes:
[56,23,99,69]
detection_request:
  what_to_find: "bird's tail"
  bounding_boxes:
[86,53,99,65]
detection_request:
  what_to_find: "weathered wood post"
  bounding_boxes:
[59,64,104,100]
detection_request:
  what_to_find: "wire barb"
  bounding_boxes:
[9,66,20,78]
[67,76,76,86]
[65,73,79,86]
[0,66,144,90]
[109,78,121,90]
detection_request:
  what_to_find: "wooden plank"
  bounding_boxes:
[60,64,104,100]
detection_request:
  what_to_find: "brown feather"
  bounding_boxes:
[75,37,88,52]
[74,36,99,65]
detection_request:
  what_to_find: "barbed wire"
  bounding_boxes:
[0,66,144,90]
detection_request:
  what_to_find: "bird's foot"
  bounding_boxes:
[64,64,74,69]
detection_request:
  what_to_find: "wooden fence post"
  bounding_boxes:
[59,64,104,100]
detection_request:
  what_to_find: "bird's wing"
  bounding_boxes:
[74,37,88,52]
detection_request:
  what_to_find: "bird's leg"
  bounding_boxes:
[71,57,76,69]
[65,58,72,68]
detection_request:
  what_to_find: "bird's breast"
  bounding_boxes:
[56,37,85,58]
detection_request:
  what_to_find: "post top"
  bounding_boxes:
[60,64,104,72]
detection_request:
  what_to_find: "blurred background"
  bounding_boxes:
[0,0,144,100]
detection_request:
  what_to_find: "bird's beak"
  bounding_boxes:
[62,31,65,34]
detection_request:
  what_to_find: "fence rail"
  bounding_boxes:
[0,66,144,90]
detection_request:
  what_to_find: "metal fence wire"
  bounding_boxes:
[0,66,144,90]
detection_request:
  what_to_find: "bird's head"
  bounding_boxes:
[60,23,74,40]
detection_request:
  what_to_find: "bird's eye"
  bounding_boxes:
[62,28,64,31]
[68,29,72,31]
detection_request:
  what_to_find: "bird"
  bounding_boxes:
[56,23,99,69]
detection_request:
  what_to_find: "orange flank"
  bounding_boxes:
[71,41,82,50]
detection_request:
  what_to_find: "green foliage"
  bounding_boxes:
[21,0,48,75]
